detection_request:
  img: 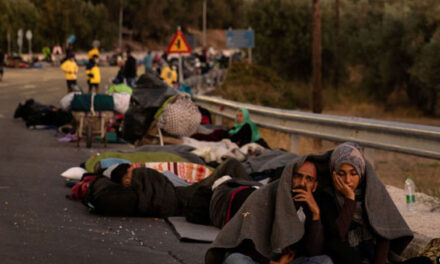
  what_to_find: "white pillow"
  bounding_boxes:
[60,167,87,180]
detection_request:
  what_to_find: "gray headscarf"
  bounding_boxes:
[330,142,365,178]
[330,142,373,249]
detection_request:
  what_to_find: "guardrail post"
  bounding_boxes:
[290,134,300,154]
[214,115,223,126]
[363,147,375,169]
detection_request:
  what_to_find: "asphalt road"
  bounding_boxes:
[0,67,210,264]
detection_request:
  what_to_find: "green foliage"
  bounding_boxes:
[408,33,440,115]
[246,0,312,81]
[214,62,309,109]
[0,0,439,116]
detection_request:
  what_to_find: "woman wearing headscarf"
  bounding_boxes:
[316,142,425,264]
[228,108,268,148]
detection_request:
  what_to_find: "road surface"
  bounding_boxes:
[0,66,209,264]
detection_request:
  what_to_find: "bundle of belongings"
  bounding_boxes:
[156,93,201,137]
[121,69,178,143]
[182,137,268,164]
[122,69,203,145]
[59,82,131,114]
[14,99,73,128]
[106,81,132,114]
[70,93,115,112]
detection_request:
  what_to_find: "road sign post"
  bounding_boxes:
[17,28,23,56]
[167,26,192,86]
[7,30,11,55]
[26,30,33,62]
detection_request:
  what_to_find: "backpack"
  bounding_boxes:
[67,174,97,201]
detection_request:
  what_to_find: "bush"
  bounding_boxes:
[214,62,309,110]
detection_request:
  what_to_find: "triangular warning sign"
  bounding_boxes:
[167,30,192,54]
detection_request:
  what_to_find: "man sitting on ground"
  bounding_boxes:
[205,157,333,264]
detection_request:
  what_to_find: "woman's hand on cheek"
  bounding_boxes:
[333,172,355,200]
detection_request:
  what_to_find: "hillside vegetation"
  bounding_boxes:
[0,0,439,115]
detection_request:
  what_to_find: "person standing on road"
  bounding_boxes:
[88,46,99,60]
[0,48,5,81]
[143,50,153,72]
[52,44,63,66]
[123,49,137,88]
[42,46,51,62]
[160,63,178,88]
[60,52,78,93]
[85,54,101,93]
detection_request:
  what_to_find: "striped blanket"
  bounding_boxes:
[132,162,212,184]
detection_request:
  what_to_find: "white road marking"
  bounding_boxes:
[45,87,62,93]
[18,84,37,90]
[21,90,38,96]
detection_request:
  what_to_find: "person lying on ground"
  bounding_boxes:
[86,159,253,218]
[316,142,431,264]
[205,158,333,264]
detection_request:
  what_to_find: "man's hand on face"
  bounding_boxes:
[293,185,320,220]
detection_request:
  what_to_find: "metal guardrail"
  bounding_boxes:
[184,69,227,94]
[194,95,440,159]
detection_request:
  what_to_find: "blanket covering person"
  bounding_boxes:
[206,149,414,264]
[205,155,314,263]
[84,168,181,217]
[209,178,262,228]
[84,158,250,219]
[132,161,212,184]
[131,167,181,216]
[315,143,414,263]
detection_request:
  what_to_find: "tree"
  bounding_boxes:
[312,0,322,113]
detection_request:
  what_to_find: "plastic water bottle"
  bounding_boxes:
[404,176,416,212]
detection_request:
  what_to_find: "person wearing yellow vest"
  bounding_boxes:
[85,54,101,93]
[60,52,78,92]
[88,47,99,60]
[160,64,178,87]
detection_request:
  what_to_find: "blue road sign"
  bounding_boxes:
[226,29,254,48]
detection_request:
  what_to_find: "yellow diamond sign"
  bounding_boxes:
[167,30,192,54]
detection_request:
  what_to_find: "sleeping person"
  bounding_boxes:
[87,159,253,219]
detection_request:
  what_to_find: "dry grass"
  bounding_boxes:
[187,28,227,50]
